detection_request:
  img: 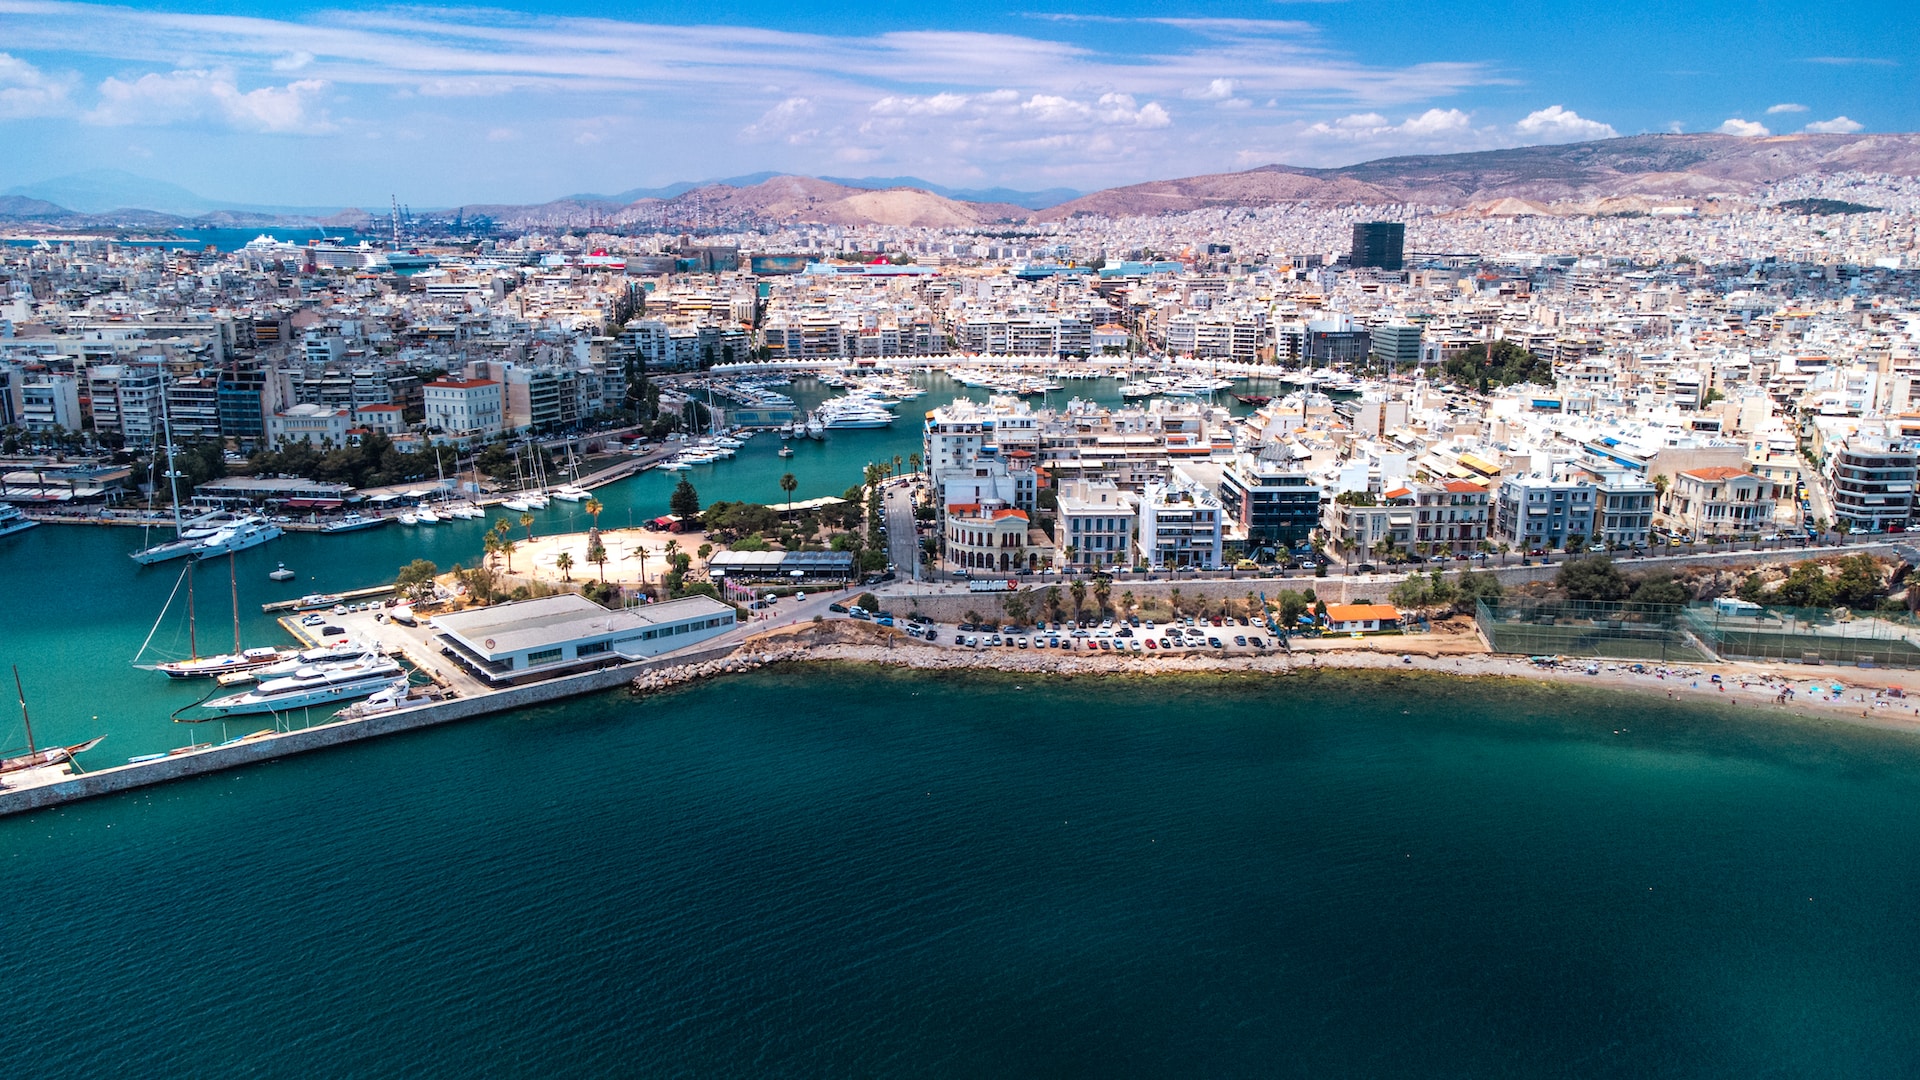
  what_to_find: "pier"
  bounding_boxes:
[0,637,742,818]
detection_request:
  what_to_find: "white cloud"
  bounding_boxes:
[1716,118,1770,136]
[739,96,816,143]
[1765,102,1808,114]
[1304,108,1470,141]
[0,52,75,119]
[85,69,330,132]
[1514,105,1616,141]
[485,126,518,142]
[1804,116,1863,134]
[272,51,314,73]
[1187,78,1235,101]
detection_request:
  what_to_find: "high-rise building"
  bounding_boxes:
[1371,323,1422,369]
[1350,222,1405,271]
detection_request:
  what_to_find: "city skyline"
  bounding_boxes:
[0,0,1912,207]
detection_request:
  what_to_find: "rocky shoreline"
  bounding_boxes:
[623,620,1920,736]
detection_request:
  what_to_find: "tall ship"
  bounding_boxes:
[192,654,406,718]
[0,502,37,538]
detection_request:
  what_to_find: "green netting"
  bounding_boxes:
[1475,598,1711,663]
[1477,598,1920,667]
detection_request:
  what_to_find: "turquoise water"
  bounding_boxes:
[0,371,1291,759]
[10,370,1916,1073]
[4,667,1920,1075]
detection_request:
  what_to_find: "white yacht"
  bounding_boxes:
[818,399,896,429]
[413,503,441,525]
[319,513,388,534]
[0,503,35,538]
[195,517,284,558]
[198,654,406,716]
[551,485,591,502]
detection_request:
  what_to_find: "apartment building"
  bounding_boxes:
[1664,467,1777,538]
[423,378,504,440]
[1139,467,1224,570]
[1056,480,1137,570]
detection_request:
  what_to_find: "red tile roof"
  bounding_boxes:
[1681,466,1753,481]
[1327,603,1400,622]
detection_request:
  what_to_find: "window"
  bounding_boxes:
[526,647,563,666]
[577,641,610,657]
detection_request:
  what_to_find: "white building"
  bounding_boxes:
[1139,467,1224,570]
[266,403,353,447]
[423,378,504,440]
[18,373,82,432]
[432,593,737,685]
[1056,480,1137,570]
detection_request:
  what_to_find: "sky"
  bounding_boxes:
[0,0,1913,208]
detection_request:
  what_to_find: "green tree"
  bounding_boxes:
[1556,556,1631,602]
[584,496,603,530]
[669,478,701,520]
[1627,573,1690,612]
[1003,593,1030,625]
[780,471,798,515]
[1069,578,1087,618]
[395,558,439,600]
[520,511,536,542]
[555,551,574,582]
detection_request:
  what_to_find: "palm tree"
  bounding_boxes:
[588,533,608,583]
[780,471,798,515]
[556,551,574,581]
[483,531,502,570]
[892,454,903,479]
[1069,578,1087,619]
[1094,579,1112,615]
[501,535,517,573]
[520,511,535,542]
[584,496,604,530]
[633,543,649,583]
[908,451,922,476]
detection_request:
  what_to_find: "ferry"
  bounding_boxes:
[195,654,406,717]
[0,502,36,538]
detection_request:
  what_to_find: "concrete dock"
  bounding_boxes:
[0,629,739,819]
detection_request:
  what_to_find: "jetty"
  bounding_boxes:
[260,584,395,613]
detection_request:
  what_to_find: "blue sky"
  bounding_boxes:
[0,0,1911,207]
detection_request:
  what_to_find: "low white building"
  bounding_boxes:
[432,593,737,685]
[423,378,504,440]
[266,403,352,447]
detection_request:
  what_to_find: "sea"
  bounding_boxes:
[6,372,1920,1074]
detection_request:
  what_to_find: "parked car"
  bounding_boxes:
[828,602,849,613]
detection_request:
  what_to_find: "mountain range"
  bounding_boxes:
[5,133,1918,231]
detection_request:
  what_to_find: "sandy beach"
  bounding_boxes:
[719,619,1920,735]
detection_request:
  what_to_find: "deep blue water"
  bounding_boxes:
[4,666,1920,1076]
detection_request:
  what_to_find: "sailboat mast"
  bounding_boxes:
[159,367,182,538]
[229,551,241,655]
[13,665,33,754]
[186,558,198,659]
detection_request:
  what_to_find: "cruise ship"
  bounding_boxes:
[0,502,36,538]
[196,654,406,717]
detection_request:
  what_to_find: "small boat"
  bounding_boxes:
[319,513,388,534]
[2,667,106,777]
[398,512,419,526]
[414,504,441,525]
[778,444,795,458]
[269,563,296,582]
[501,498,533,513]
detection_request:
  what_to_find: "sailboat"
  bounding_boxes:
[140,552,297,679]
[1,666,104,778]
[130,376,198,564]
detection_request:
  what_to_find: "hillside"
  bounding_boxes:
[1043,133,1920,217]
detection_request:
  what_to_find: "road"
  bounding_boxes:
[882,478,924,581]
